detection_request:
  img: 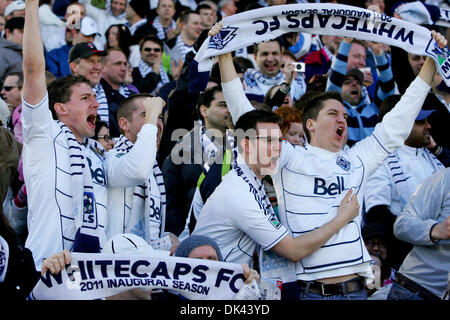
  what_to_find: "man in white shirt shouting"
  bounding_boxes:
[204,22,447,300]
[22,0,162,270]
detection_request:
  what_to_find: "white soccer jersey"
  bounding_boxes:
[223,75,431,281]
[22,94,158,270]
[22,95,108,270]
[192,156,289,266]
[364,145,444,216]
[106,144,165,244]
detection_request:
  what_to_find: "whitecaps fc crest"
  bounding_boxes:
[336,156,351,171]
[208,26,238,50]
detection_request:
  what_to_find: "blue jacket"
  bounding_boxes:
[326,42,395,146]
[45,44,72,79]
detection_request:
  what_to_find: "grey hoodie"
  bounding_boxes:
[0,38,22,86]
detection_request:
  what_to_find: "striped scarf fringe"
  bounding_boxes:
[152,16,177,40]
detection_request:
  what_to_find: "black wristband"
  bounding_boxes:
[429,223,440,244]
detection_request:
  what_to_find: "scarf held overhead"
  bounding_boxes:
[190,3,450,92]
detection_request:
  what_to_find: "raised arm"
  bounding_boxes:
[23,0,47,105]
[209,22,254,125]
[353,31,447,165]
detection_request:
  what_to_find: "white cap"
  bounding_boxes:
[103,234,154,255]
[0,97,8,126]
[80,16,99,36]
[5,1,25,18]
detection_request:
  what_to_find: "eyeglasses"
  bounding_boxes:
[143,47,161,52]
[98,135,112,142]
[2,86,18,92]
[250,136,284,143]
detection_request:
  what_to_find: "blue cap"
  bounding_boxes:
[416,109,436,121]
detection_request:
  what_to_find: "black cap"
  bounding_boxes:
[68,42,106,63]
[361,223,389,241]
[345,68,364,85]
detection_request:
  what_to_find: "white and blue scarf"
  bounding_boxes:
[94,84,108,124]
[189,3,450,92]
[175,34,194,62]
[30,252,253,300]
[96,83,135,124]
[137,58,171,94]
[57,121,105,253]
[152,16,177,40]
[244,68,306,101]
[114,135,167,246]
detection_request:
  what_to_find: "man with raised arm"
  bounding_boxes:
[22,0,164,271]
[208,22,447,300]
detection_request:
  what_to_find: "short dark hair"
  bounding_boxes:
[300,91,343,141]
[139,34,163,51]
[197,85,223,122]
[178,9,199,25]
[253,39,281,56]
[234,109,282,152]
[197,3,213,11]
[117,93,154,123]
[351,39,368,50]
[47,75,92,120]
[5,71,23,88]
[94,120,109,140]
[5,17,24,32]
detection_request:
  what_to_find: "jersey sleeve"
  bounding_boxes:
[230,191,289,251]
[21,94,52,144]
[394,168,449,245]
[105,124,158,187]
[351,76,431,176]
[222,77,254,125]
[363,163,393,212]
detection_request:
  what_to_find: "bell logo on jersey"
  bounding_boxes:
[313,176,346,196]
[86,156,107,186]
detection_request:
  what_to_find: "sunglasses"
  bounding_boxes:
[3,86,18,92]
[143,47,161,53]
[98,135,112,142]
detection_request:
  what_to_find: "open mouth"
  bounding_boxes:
[265,63,277,72]
[336,126,344,138]
[87,114,97,129]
